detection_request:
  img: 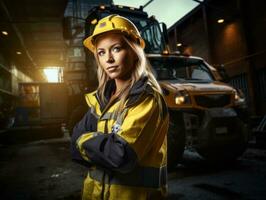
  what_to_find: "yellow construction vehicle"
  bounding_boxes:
[64,4,249,169]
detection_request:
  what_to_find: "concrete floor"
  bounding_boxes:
[0,130,266,200]
[168,149,266,200]
[0,136,86,200]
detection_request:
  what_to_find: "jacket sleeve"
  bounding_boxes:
[71,108,97,167]
[76,95,167,173]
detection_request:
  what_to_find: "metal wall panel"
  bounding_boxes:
[256,68,266,102]
[229,73,250,106]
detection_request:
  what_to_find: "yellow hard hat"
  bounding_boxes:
[83,14,145,52]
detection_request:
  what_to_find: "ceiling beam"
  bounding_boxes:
[0,0,37,68]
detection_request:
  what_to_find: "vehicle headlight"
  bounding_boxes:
[175,90,191,105]
[233,89,245,105]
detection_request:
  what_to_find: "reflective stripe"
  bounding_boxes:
[89,166,167,188]
[101,112,114,120]
[116,108,128,125]
[101,108,128,124]
[76,131,103,161]
[92,132,102,137]
[77,131,102,145]
[90,107,100,119]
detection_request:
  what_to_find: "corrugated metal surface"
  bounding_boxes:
[229,73,250,105]
[256,68,266,102]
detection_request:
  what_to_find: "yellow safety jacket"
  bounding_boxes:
[71,76,169,200]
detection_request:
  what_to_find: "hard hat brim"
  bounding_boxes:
[83,29,145,52]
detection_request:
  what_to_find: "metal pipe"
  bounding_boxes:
[143,0,154,9]
[223,50,266,66]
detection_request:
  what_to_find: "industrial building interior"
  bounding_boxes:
[0,0,265,130]
[0,0,266,199]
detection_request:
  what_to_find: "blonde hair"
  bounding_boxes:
[94,35,162,116]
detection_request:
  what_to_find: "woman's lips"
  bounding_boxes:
[107,65,118,72]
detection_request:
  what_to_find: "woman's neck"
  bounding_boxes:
[114,78,131,93]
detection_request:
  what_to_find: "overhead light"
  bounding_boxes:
[177,43,182,47]
[16,51,22,55]
[162,50,169,55]
[1,31,8,36]
[99,5,105,10]
[217,18,224,24]
[91,19,97,25]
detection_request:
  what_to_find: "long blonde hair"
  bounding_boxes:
[94,35,162,115]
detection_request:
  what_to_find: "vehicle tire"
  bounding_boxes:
[167,111,186,170]
[68,105,88,136]
[196,120,249,163]
[197,143,247,164]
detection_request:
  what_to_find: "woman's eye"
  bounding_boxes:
[113,46,121,52]
[97,51,105,56]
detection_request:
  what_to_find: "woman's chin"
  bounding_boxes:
[107,73,120,80]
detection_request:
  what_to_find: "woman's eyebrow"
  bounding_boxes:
[109,42,123,49]
[111,42,122,46]
[97,42,123,50]
[97,47,105,51]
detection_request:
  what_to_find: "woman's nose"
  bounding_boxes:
[106,52,114,63]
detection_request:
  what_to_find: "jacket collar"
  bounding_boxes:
[126,76,153,106]
[97,76,152,110]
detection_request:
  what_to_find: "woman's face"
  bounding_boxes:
[96,33,137,80]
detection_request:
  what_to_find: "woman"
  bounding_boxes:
[71,14,169,200]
